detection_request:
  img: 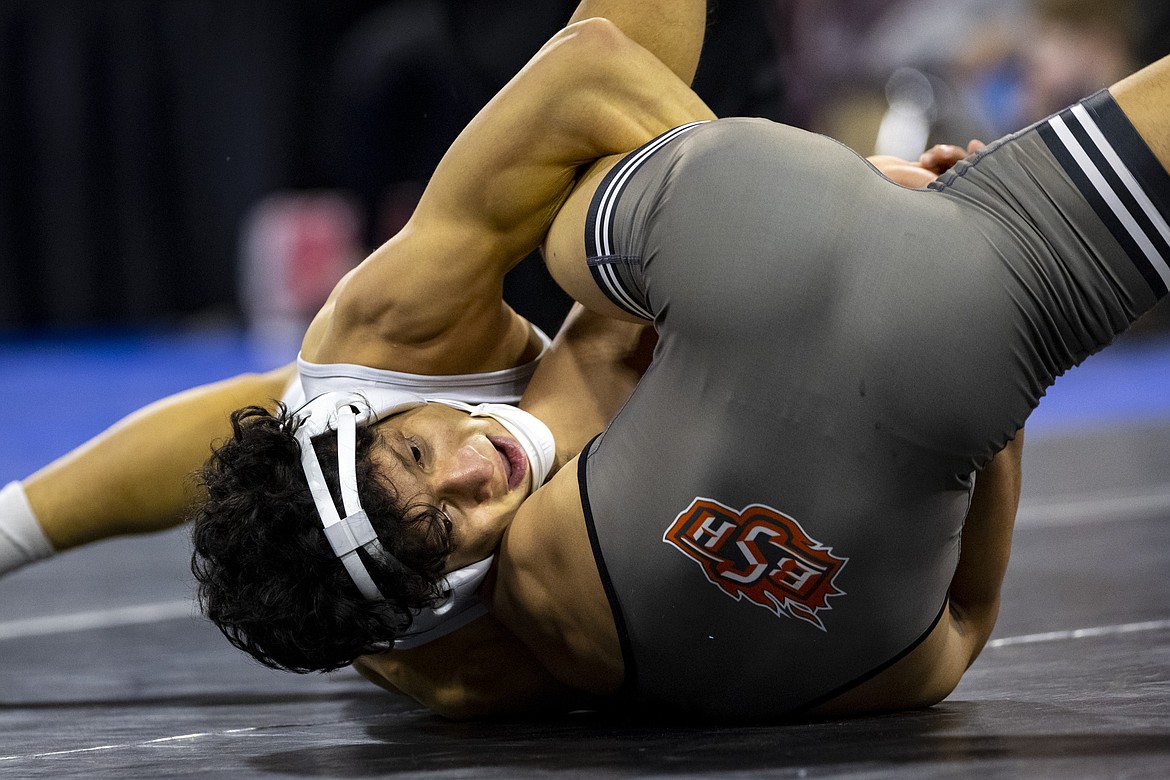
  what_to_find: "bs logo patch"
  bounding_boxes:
[663,497,848,631]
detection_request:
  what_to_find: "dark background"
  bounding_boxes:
[1,0,1166,336]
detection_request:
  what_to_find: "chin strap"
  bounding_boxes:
[386,555,494,650]
[298,403,389,600]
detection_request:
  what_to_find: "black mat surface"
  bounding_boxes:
[1,335,1167,778]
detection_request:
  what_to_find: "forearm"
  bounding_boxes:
[568,0,707,85]
[521,304,655,471]
[338,14,712,363]
[947,431,1025,662]
[24,364,294,549]
[425,20,713,243]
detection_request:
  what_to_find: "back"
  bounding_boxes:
[510,94,1170,719]
[545,112,1165,719]
[537,118,978,717]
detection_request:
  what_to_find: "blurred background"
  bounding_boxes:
[1,0,1168,346]
[3,7,1168,765]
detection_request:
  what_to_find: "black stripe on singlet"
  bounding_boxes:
[789,600,949,716]
[577,435,638,696]
[1037,90,1170,298]
[584,122,708,320]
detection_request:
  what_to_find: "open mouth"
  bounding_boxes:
[488,436,529,492]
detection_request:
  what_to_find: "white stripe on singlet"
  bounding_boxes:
[1048,111,1170,289]
[590,122,709,319]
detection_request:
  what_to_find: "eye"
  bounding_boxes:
[408,440,423,465]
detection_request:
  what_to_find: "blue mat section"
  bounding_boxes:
[1026,334,1170,436]
[0,329,293,480]
[2,328,1169,481]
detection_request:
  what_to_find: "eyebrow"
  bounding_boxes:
[379,440,437,514]
[386,435,413,471]
[382,433,425,494]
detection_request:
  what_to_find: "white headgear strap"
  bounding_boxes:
[293,390,496,643]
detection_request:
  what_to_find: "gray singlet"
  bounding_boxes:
[578,91,1170,720]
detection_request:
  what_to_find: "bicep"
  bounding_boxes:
[315,21,710,369]
[412,19,713,265]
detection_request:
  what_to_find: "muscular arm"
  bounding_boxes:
[306,8,711,373]
[24,365,294,550]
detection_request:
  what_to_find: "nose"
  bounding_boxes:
[430,443,495,505]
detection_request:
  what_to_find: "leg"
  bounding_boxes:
[4,364,293,567]
[1111,55,1170,173]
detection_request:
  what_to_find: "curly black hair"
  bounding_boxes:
[190,403,454,673]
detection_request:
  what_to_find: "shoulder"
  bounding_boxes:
[491,459,625,695]
[301,227,539,375]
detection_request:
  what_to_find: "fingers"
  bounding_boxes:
[871,138,989,188]
[919,140,988,174]
[918,144,968,174]
[866,156,941,188]
[886,164,940,188]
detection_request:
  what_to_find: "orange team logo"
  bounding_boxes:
[663,497,848,631]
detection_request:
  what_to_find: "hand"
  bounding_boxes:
[867,155,944,188]
[918,140,985,174]
[868,140,985,188]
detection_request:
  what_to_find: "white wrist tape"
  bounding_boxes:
[0,481,55,577]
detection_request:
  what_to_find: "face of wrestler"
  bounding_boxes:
[369,403,533,571]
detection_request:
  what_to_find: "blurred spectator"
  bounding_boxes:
[951,0,1139,138]
[771,0,1161,153]
[1134,0,1170,66]
[766,0,1169,331]
[327,0,578,247]
[6,1,1164,333]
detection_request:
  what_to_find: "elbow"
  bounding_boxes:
[554,17,639,66]
[948,598,1002,669]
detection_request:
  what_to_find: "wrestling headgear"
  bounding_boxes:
[294,388,554,649]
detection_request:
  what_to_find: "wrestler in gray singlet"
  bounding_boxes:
[579,91,1170,720]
